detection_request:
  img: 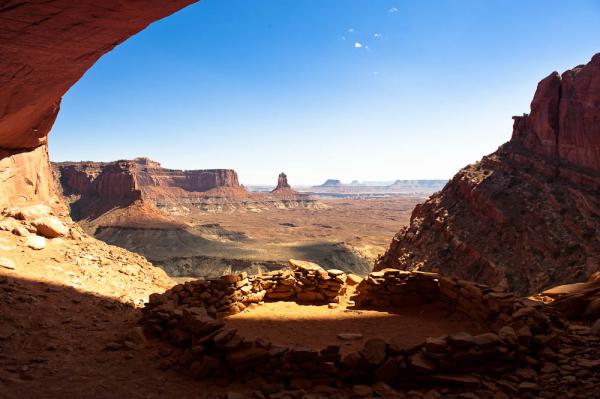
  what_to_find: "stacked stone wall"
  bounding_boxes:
[140,266,566,389]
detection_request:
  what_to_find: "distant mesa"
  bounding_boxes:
[386,179,447,190]
[53,159,323,221]
[318,179,343,187]
[349,180,361,186]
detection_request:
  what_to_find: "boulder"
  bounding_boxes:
[32,217,68,238]
[14,204,52,221]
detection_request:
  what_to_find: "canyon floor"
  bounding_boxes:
[89,196,422,280]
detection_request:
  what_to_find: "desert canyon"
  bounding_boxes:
[0,2,599,399]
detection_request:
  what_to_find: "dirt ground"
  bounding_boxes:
[0,227,224,399]
[225,288,484,355]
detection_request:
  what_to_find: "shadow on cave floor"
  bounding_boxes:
[0,272,487,398]
[224,300,486,355]
[0,274,220,399]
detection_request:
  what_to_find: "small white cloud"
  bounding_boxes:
[347,28,355,33]
[354,42,363,48]
[373,33,382,38]
[341,36,346,41]
[389,7,398,13]
[373,71,380,76]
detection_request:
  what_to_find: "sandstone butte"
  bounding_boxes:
[376,54,600,296]
[270,172,310,199]
[0,1,600,398]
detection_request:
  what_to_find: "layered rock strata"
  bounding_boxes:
[54,158,246,218]
[376,54,600,295]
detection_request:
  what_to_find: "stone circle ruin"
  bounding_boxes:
[141,260,565,391]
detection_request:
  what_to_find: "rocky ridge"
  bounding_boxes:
[376,54,600,296]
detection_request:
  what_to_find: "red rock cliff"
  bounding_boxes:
[512,54,600,173]
[55,161,141,201]
[53,158,247,218]
[0,0,197,207]
[376,54,600,295]
[134,158,241,192]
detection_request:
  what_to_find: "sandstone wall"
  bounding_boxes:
[54,158,243,203]
[140,267,565,388]
[56,161,142,201]
[512,54,600,173]
[0,0,197,207]
[0,145,57,207]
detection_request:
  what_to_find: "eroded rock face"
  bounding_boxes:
[53,158,246,219]
[0,145,57,207]
[376,54,600,295]
[512,54,600,173]
[270,172,304,199]
[0,0,197,207]
[274,173,291,190]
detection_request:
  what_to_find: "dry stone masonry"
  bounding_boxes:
[140,265,572,393]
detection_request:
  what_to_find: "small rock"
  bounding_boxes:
[409,352,438,373]
[372,381,398,398]
[425,336,448,352]
[12,226,30,237]
[346,273,363,285]
[105,342,122,351]
[26,235,46,250]
[576,358,600,370]
[515,368,537,380]
[337,333,363,341]
[448,332,475,347]
[352,385,374,397]
[431,374,480,387]
[518,382,541,393]
[0,257,16,270]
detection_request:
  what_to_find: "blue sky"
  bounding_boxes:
[50,0,600,185]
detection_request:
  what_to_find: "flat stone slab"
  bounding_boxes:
[337,333,363,341]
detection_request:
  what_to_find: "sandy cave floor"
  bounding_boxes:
[225,289,485,355]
